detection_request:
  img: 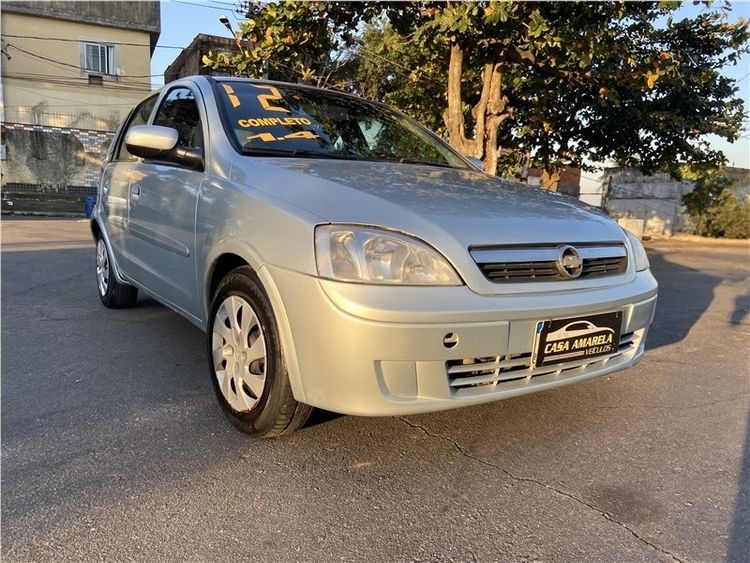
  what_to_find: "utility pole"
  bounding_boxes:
[601,175,613,212]
[0,39,9,126]
[0,40,8,164]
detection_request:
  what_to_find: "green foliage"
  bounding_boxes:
[682,168,750,238]
[202,1,376,85]
[682,168,733,218]
[205,1,750,183]
[352,22,450,133]
[699,191,750,239]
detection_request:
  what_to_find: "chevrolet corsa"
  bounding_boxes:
[92,77,657,437]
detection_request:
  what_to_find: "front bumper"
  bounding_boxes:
[268,265,658,416]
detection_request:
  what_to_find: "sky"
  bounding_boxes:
[151,0,750,169]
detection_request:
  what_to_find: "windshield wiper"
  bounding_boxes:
[361,152,456,168]
[241,145,360,160]
[241,146,456,168]
[396,157,456,169]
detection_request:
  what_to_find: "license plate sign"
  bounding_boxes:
[532,311,622,368]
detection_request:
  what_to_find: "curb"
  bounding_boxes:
[1,210,86,219]
[646,234,749,248]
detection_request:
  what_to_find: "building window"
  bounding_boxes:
[83,42,114,75]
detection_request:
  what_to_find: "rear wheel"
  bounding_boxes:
[96,236,138,308]
[207,266,312,438]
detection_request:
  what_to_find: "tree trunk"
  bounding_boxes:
[443,43,511,176]
[540,169,561,191]
[470,63,494,159]
[444,43,475,156]
[482,63,509,175]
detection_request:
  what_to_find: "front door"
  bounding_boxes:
[127,86,205,318]
[101,94,158,274]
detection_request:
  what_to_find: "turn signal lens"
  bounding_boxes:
[624,230,650,271]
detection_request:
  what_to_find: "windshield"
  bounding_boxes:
[215,80,468,168]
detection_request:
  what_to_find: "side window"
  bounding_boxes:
[115,94,158,161]
[153,87,203,151]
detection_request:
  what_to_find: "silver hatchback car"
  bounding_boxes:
[93,76,657,437]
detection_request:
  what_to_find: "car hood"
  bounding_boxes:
[233,158,624,247]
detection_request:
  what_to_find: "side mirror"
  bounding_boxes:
[125,125,178,160]
[466,156,484,171]
[124,125,203,170]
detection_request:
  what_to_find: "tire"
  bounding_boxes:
[96,235,138,308]
[207,266,312,438]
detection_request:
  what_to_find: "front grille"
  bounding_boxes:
[446,331,637,393]
[471,243,627,283]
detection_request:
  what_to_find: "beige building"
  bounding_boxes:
[1,1,159,201]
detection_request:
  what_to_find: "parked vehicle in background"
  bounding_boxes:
[92,76,657,437]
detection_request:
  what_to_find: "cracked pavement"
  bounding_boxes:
[2,218,749,562]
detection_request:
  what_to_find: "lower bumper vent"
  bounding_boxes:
[446,332,637,392]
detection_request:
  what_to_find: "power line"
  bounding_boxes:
[5,100,137,108]
[1,34,185,50]
[357,46,419,76]
[6,43,165,78]
[4,69,156,89]
[4,73,153,93]
[5,70,159,87]
[170,0,237,12]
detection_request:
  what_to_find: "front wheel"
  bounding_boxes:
[207,266,312,438]
[96,235,138,308]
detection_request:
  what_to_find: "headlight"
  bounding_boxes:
[624,230,650,271]
[315,225,462,285]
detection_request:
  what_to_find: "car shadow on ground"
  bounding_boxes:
[727,410,750,563]
[730,293,750,327]
[644,250,723,350]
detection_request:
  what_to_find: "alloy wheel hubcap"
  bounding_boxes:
[96,239,109,296]
[211,295,267,412]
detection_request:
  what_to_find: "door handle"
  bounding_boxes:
[131,184,141,202]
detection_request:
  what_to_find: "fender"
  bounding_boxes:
[90,215,129,286]
[202,237,307,404]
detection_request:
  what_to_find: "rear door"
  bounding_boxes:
[127,86,205,318]
[100,94,158,274]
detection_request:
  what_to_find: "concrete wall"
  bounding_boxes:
[1,123,112,214]
[1,123,113,187]
[603,168,693,236]
[601,167,750,236]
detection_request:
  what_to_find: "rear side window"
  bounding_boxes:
[152,87,203,151]
[115,94,158,161]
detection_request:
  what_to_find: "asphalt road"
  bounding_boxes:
[2,218,749,563]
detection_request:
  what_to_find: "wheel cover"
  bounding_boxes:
[211,295,267,413]
[96,239,110,297]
